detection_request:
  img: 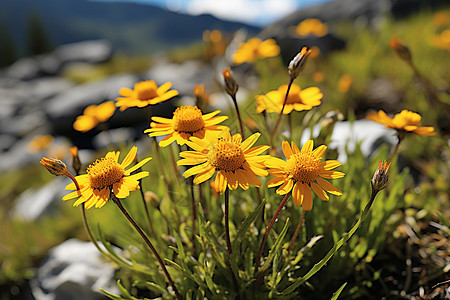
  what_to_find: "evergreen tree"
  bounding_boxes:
[26,10,52,56]
[0,17,16,67]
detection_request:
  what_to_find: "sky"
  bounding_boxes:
[95,0,331,27]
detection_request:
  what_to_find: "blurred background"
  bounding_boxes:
[0,0,449,299]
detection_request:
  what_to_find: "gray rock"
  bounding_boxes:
[44,73,138,135]
[55,40,113,65]
[145,59,216,96]
[31,238,119,300]
[301,119,397,163]
[12,177,67,221]
[5,55,62,81]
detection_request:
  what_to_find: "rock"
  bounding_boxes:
[54,40,113,65]
[145,59,217,96]
[5,55,61,81]
[44,73,139,136]
[12,177,67,221]
[301,119,397,163]
[31,238,119,300]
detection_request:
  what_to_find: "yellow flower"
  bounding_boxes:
[63,146,151,209]
[429,29,450,50]
[144,105,228,147]
[266,140,344,210]
[116,80,179,111]
[294,18,328,37]
[367,110,435,136]
[178,129,270,194]
[337,74,352,94]
[27,135,54,153]
[256,84,322,114]
[73,102,116,132]
[233,38,280,65]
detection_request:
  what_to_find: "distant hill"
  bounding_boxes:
[0,0,261,58]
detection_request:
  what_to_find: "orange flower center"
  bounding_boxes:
[393,110,421,127]
[87,157,125,190]
[285,152,320,184]
[173,106,205,133]
[208,138,246,172]
[136,83,158,100]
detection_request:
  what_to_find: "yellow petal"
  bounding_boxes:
[241,132,261,151]
[276,179,293,194]
[316,177,342,196]
[126,157,152,174]
[311,182,329,201]
[121,146,137,169]
[320,160,341,170]
[301,140,313,153]
[282,141,293,158]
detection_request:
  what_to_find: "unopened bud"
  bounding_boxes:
[144,191,160,208]
[288,47,312,79]
[388,37,412,63]
[70,146,82,175]
[222,67,238,97]
[40,157,69,176]
[371,160,391,192]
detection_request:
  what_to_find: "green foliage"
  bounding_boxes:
[1,6,448,300]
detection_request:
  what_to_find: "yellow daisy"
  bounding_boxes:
[367,110,435,136]
[73,101,116,132]
[233,38,280,65]
[27,134,54,153]
[256,83,322,114]
[62,146,151,209]
[116,80,178,111]
[144,105,228,147]
[178,129,270,194]
[266,140,344,210]
[294,18,328,37]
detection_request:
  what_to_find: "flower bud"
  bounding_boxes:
[222,67,238,97]
[40,157,69,176]
[388,36,412,63]
[144,191,160,209]
[371,160,391,192]
[70,146,82,175]
[288,47,312,79]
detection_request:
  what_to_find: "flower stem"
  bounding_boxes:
[225,188,232,255]
[231,94,245,139]
[254,192,291,276]
[287,208,306,252]
[189,176,197,253]
[390,134,403,162]
[111,194,182,300]
[138,178,157,239]
[224,188,240,298]
[270,77,294,149]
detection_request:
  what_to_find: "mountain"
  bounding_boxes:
[0,0,261,58]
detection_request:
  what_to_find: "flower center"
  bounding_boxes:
[208,138,246,172]
[173,106,205,133]
[284,152,320,184]
[87,157,125,190]
[136,84,157,100]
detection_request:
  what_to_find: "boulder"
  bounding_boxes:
[31,238,119,300]
[12,177,67,221]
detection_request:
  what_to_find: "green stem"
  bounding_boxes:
[254,192,291,275]
[270,77,294,149]
[112,194,182,300]
[231,94,245,139]
[225,188,232,255]
[287,208,306,252]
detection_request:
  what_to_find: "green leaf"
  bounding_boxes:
[282,212,365,294]
[231,200,265,255]
[259,218,290,278]
[331,282,347,300]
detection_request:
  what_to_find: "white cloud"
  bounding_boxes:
[185,0,298,26]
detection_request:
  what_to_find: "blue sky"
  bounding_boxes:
[95,0,331,26]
